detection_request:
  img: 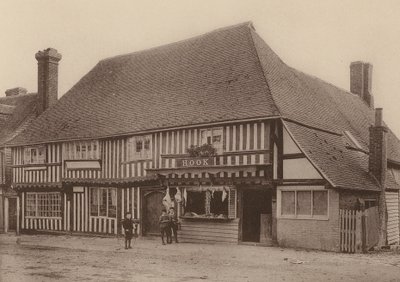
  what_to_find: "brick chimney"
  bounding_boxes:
[369,108,387,184]
[35,48,62,116]
[5,87,27,97]
[350,61,374,108]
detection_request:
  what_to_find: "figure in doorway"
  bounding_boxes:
[168,207,179,243]
[121,212,135,249]
[159,208,171,245]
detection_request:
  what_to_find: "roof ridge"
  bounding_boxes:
[0,92,37,101]
[248,28,282,117]
[100,21,254,63]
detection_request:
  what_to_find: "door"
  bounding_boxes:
[242,190,271,242]
[8,198,17,231]
[142,190,165,236]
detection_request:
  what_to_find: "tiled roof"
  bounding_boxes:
[9,22,279,145]
[284,120,399,191]
[0,93,37,146]
[7,22,400,190]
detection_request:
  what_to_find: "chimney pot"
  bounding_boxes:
[350,61,374,108]
[375,108,383,126]
[5,87,28,97]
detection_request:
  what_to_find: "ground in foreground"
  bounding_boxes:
[1,234,400,281]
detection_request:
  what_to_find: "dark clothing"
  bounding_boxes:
[168,212,179,243]
[159,214,171,244]
[122,218,135,241]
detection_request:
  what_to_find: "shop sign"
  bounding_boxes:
[176,157,214,168]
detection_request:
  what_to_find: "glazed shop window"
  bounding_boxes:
[24,146,46,164]
[184,190,229,219]
[280,188,328,219]
[63,140,99,160]
[25,192,62,218]
[200,128,223,154]
[127,135,152,160]
[90,188,117,217]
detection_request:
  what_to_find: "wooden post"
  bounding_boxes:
[355,210,362,253]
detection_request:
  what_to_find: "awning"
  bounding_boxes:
[146,164,269,177]
[65,160,101,170]
[13,182,62,191]
[62,175,159,186]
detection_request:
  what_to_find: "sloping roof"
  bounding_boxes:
[0,93,37,146]
[9,22,279,145]
[7,22,400,190]
[284,121,399,191]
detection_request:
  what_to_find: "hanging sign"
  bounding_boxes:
[176,157,214,168]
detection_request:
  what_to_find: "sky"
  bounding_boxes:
[1,0,400,135]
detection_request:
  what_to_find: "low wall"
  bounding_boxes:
[277,189,340,252]
[180,218,239,244]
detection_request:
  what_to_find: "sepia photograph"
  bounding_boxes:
[1,1,400,281]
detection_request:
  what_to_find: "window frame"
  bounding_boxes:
[23,146,46,165]
[277,186,329,220]
[127,135,152,161]
[89,187,117,218]
[199,127,224,154]
[25,192,62,219]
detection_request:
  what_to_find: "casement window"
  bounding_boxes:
[24,146,46,164]
[278,186,328,219]
[90,187,117,218]
[127,135,152,160]
[25,192,62,218]
[183,187,235,219]
[200,127,223,154]
[64,140,99,160]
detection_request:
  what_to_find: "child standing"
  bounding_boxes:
[168,207,179,243]
[121,212,135,249]
[159,209,171,245]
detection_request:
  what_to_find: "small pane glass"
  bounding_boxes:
[281,191,295,215]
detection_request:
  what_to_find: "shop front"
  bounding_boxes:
[147,156,274,245]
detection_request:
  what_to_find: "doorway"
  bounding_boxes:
[242,190,271,242]
[142,190,165,236]
[8,198,17,231]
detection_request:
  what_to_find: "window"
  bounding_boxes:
[24,146,46,164]
[90,187,117,218]
[64,140,99,160]
[279,187,328,219]
[365,199,377,209]
[127,135,152,160]
[200,128,223,154]
[25,192,61,218]
[184,189,229,218]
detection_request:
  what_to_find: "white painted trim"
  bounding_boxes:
[282,121,335,188]
[277,185,329,221]
[9,116,281,147]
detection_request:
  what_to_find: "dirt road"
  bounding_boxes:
[1,234,400,281]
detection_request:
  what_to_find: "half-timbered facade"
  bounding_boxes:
[7,22,400,251]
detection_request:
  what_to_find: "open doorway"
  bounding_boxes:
[7,198,17,232]
[241,190,271,243]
